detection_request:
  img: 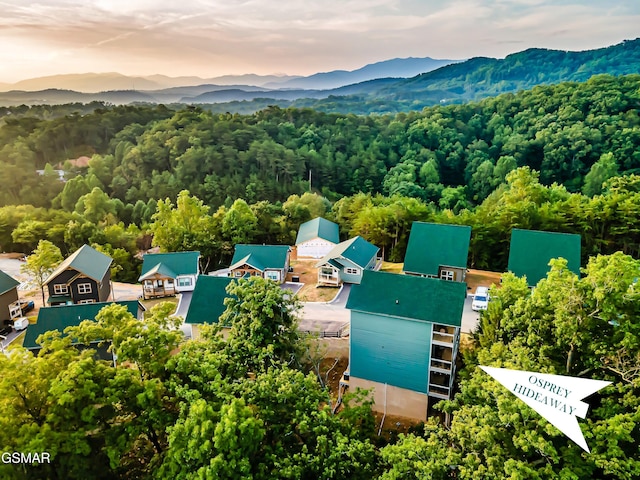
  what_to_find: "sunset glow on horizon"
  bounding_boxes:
[1,0,638,83]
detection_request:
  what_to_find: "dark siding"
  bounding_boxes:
[70,277,100,303]
[47,269,77,298]
[98,269,111,301]
[0,289,18,322]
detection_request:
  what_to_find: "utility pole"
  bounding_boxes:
[309,170,312,192]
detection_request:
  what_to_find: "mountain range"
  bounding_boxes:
[0,39,638,113]
[0,57,458,95]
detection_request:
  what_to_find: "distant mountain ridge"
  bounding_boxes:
[201,37,640,114]
[1,39,638,112]
[1,56,459,94]
[263,57,461,89]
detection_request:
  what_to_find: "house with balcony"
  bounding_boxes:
[403,222,471,282]
[23,300,145,359]
[139,251,200,300]
[507,229,581,287]
[315,236,381,286]
[44,244,112,306]
[0,270,20,323]
[295,217,340,259]
[228,245,290,283]
[346,270,467,421]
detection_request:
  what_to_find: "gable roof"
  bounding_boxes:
[44,244,112,285]
[403,222,471,276]
[139,251,200,281]
[346,270,467,327]
[315,236,379,269]
[184,275,234,325]
[508,228,581,286]
[0,270,20,295]
[229,245,290,272]
[296,217,340,245]
[23,300,145,349]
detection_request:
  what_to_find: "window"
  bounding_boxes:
[77,283,92,294]
[440,269,454,281]
[53,284,68,295]
[78,299,95,304]
[344,267,360,275]
[177,277,193,287]
[234,270,244,277]
[265,271,280,281]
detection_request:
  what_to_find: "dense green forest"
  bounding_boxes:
[1,75,640,208]
[0,75,638,277]
[2,254,640,479]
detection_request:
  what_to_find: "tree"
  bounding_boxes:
[219,276,303,376]
[583,152,619,196]
[21,239,63,304]
[221,198,258,245]
[151,190,218,269]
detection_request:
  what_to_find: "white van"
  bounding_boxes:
[13,317,29,331]
[472,287,490,311]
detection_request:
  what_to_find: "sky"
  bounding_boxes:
[0,0,638,83]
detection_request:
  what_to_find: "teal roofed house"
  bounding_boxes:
[24,301,145,360]
[403,222,471,282]
[44,244,113,306]
[295,217,340,259]
[0,270,20,322]
[184,275,234,339]
[315,236,381,286]
[508,229,581,286]
[139,251,200,299]
[229,245,290,283]
[346,270,467,420]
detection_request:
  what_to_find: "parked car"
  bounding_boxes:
[18,299,35,313]
[0,325,12,337]
[471,286,490,311]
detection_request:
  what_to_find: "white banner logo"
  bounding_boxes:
[480,366,611,452]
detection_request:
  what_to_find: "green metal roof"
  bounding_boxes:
[140,251,199,279]
[47,295,72,305]
[230,245,289,271]
[403,222,471,276]
[0,270,19,295]
[295,217,340,245]
[138,262,178,282]
[508,228,581,286]
[228,254,263,272]
[315,236,379,269]
[346,270,467,327]
[24,301,144,349]
[184,275,234,325]
[44,244,113,285]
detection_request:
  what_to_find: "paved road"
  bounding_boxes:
[111,282,143,301]
[0,256,34,288]
[461,294,481,334]
[299,284,351,334]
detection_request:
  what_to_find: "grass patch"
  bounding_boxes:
[381,261,403,274]
[297,284,340,302]
[142,297,178,318]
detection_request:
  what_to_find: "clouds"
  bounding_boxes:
[0,0,638,82]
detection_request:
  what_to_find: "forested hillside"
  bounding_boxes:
[0,75,639,276]
[1,75,639,208]
[201,38,640,114]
